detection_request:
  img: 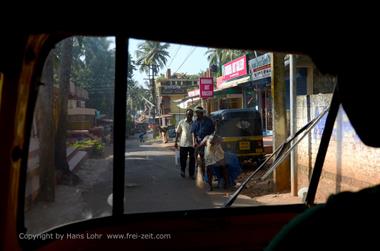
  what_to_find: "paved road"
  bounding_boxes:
[125,133,261,213]
[82,132,259,215]
[124,134,217,213]
[25,133,262,233]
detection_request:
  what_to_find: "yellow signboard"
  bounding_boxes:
[239,141,250,150]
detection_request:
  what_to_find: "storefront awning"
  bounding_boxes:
[157,114,172,119]
[216,76,250,92]
[176,97,200,109]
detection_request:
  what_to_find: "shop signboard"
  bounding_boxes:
[159,85,187,95]
[216,76,224,89]
[199,77,214,98]
[222,55,247,82]
[249,53,272,81]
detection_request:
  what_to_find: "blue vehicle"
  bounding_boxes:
[167,125,176,138]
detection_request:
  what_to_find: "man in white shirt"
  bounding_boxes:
[175,109,195,179]
[199,134,229,191]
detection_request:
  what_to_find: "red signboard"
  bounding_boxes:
[216,76,224,89]
[222,55,247,82]
[199,77,214,99]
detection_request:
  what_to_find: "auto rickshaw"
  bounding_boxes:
[210,108,265,166]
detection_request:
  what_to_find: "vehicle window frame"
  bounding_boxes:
[17,34,322,246]
[17,34,129,238]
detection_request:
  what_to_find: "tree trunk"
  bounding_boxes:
[55,37,80,185]
[271,52,290,192]
[151,76,159,138]
[36,50,55,201]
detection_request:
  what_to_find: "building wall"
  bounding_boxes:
[312,68,336,94]
[296,94,380,202]
[68,114,95,130]
[169,94,187,115]
[156,77,197,122]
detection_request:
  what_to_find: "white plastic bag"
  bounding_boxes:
[175,150,180,166]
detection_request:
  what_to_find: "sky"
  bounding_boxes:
[128,38,209,87]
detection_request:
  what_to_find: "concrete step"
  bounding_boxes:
[66,146,78,160]
[68,150,88,172]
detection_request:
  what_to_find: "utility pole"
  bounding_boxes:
[143,63,160,137]
[271,52,290,192]
[145,64,157,116]
[290,54,297,196]
[141,63,159,124]
[151,64,158,116]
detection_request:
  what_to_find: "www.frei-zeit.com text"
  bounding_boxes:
[19,232,172,241]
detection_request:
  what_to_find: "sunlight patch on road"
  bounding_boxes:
[195,171,206,189]
[212,195,257,208]
[107,194,113,207]
[125,157,147,160]
[138,145,155,148]
[82,210,93,220]
[125,183,139,188]
[107,193,126,207]
[125,151,174,157]
[105,155,114,160]
[213,202,256,207]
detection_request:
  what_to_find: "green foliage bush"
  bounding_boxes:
[70,139,105,156]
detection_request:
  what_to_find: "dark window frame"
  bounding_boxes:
[18,34,129,237]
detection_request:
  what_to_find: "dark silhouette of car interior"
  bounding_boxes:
[0,27,379,251]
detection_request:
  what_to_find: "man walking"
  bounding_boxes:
[191,106,215,180]
[175,109,195,179]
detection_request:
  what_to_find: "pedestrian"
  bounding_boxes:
[191,106,215,180]
[139,130,146,143]
[158,125,168,144]
[174,109,195,179]
[198,134,229,191]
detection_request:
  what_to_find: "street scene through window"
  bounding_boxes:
[25,37,379,234]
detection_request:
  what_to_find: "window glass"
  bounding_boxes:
[124,40,342,213]
[25,36,115,233]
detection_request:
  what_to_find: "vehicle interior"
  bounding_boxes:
[1,20,379,251]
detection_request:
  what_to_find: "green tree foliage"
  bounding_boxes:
[205,48,255,77]
[55,37,80,185]
[135,41,170,74]
[61,36,150,131]
[135,41,170,112]
[71,37,115,118]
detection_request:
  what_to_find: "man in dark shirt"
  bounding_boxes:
[191,106,215,180]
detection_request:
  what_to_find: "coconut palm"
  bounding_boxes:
[206,48,224,66]
[206,48,254,77]
[135,41,170,74]
[206,48,225,77]
[135,41,170,119]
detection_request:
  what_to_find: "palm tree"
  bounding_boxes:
[206,48,223,66]
[135,41,170,74]
[206,48,225,77]
[221,50,245,64]
[135,41,170,121]
[206,48,254,77]
[55,37,80,185]
[127,52,136,81]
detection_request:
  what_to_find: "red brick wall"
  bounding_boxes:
[296,94,380,202]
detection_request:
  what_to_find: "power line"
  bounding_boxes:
[173,47,197,74]
[167,45,181,69]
